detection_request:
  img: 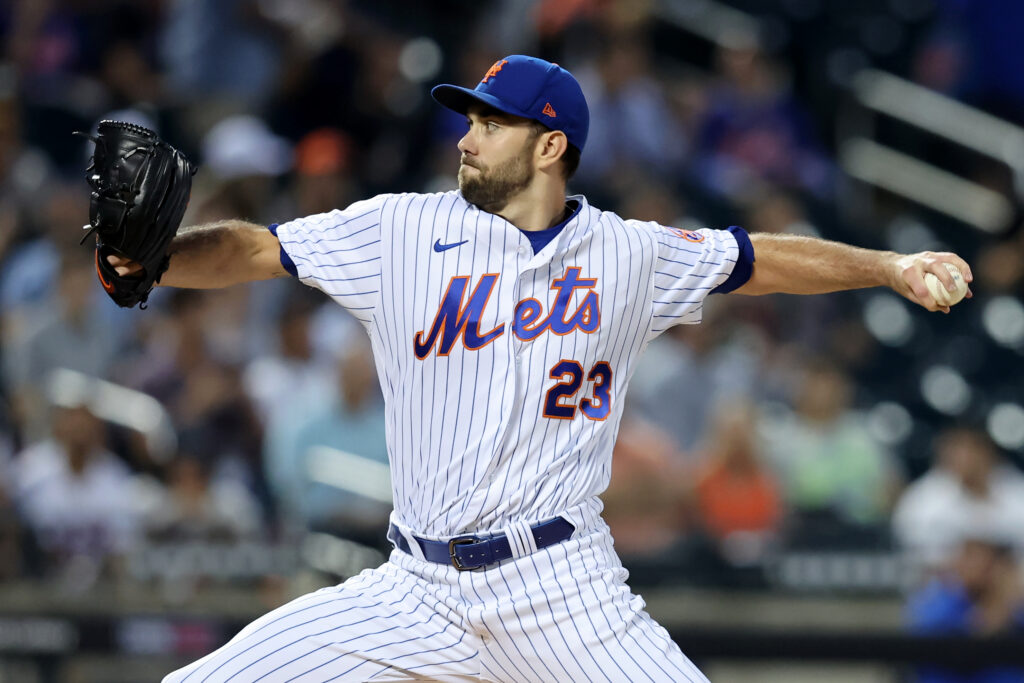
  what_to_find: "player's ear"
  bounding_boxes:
[536,130,568,174]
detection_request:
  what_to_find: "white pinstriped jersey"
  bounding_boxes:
[274,190,743,539]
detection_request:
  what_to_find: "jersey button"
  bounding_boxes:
[517,246,527,255]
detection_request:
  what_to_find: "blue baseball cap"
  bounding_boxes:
[432,55,589,152]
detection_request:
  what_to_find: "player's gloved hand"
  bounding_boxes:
[77,120,196,308]
[890,251,973,313]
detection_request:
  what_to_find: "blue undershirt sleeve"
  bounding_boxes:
[711,226,754,294]
[267,223,298,278]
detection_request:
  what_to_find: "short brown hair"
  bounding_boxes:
[530,121,581,181]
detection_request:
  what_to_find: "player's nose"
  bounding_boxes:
[457,129,476,156]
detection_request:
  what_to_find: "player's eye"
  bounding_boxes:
[486,121,499,132]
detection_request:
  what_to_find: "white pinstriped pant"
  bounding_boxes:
[163,520,709,682]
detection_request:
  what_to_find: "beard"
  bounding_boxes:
[458,145,535,214]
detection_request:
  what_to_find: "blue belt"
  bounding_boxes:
[389,517,575,571]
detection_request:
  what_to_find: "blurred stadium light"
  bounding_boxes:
[983,296,1024,350]
[919,364,972,416]
[866,401,914,447]
[988,403,1024,451]
[863,293,914,346]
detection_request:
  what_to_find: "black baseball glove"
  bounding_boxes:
[78,120,196,307]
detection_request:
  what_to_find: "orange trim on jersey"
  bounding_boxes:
[578,296,599,329]
[551,291,600,337]
[580,361,613,422]
[458,271,504,353]
[542,359,584,420]
[549,269,600,336]
[512,297,545,341]
[413,273,505,359]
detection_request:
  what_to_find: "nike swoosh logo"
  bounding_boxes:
[433,239,468,253]
[95,250,116,294]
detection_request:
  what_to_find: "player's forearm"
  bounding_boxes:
[737,233,899,296]
[161,220,287,289]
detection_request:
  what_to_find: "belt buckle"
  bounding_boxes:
[448,536,478,571]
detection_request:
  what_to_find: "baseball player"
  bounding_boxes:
[104,55,969,682]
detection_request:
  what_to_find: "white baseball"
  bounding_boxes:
[924,262,967,307]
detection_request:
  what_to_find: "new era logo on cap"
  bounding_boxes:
[431,55,589,152]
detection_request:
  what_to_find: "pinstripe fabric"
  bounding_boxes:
[167,191,741,681]
[273,192,739,540]
[164,516,707,682]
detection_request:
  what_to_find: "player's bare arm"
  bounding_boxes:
[108,220,287,289]
[734,232,973,313]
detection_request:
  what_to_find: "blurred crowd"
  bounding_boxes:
[1,1,1024,662]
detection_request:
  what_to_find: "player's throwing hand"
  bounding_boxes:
[891,251,973,313]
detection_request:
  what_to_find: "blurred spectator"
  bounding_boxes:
[973,232,1024,295]
[906,527,1024,683]
[202,115,292,183]
[919,0,1024,123]
[137,453,262,542]
[197,114,293,225]
[243,293,337,425]
[158,0,284,106]
[601,417,689,561]
[693,43,833,200]
[346,33,428,192]
[261,2,361,141]
[10,402,139,583]
[0,486,22,581]
[693,402,783,569]
[98,40,162,111]
[628,297,761,454]
[0,398,24,580]
[574,35,687,188]
[743,189,819,237]
[760,358,902,539]
[615,176,697,229]
[0,92,45,276]
[291,127,359,215]
[0,181,78,316]
[263,331,389,545]
[736,191,865,361]
[130,290,265,498]
[4,256,125,438]
[893,427,1024,570]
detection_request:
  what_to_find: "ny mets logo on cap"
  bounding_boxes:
[482,60,508,84]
